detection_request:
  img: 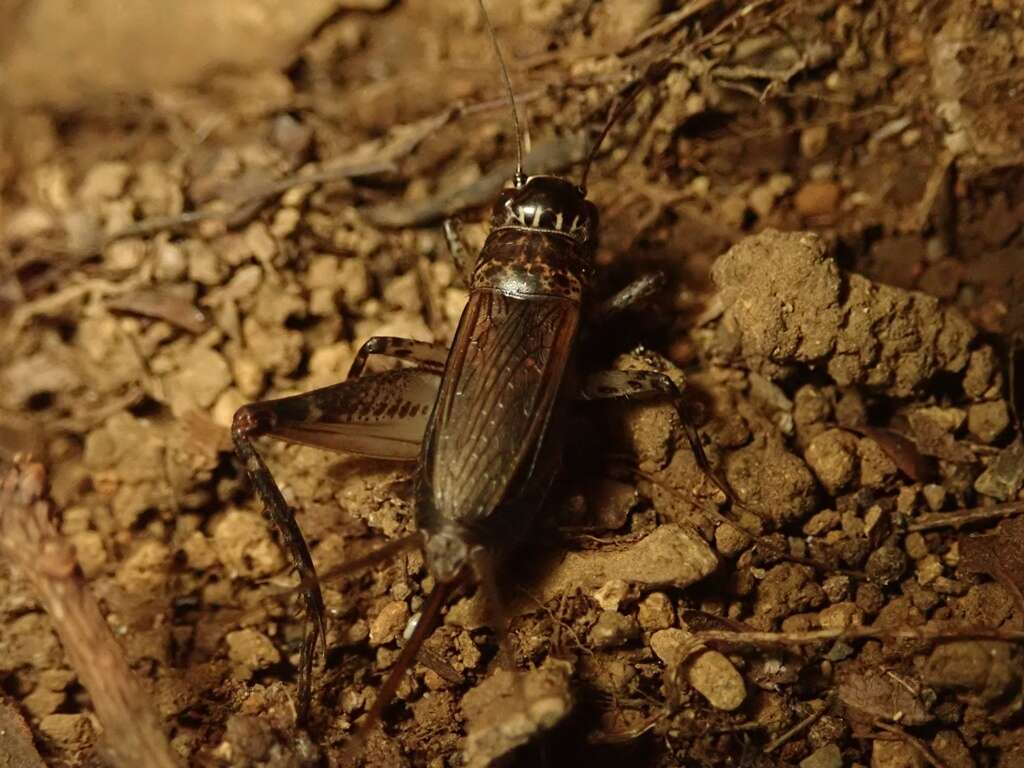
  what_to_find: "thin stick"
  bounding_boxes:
[477,0,525,185]
[873,721,949,768]
[908,500,1024,532]
[764,695,833,753]
[694,624,1024,647]
[0,459,178,768]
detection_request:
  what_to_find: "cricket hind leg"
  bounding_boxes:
[231,416,327,725]
[578,368,740,507]
[348,336,449,379]
[231,367,441,722]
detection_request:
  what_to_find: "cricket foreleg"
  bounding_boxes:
[231,412,326,724]
[579,369,738,505]
[443,218,476,285]
[349,336,449,379]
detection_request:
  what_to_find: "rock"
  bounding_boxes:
[794,180,841,216]
[923,641,1020,702]
[865,546,908,587]
[212,510,285,579]
[966,400,1010,444]
[805,429,859,494]
[754,563,826,622]
[589,611,640,649]
[710,231,976,397]
[974,438,1024,500]
[382,271,422,314]
[650,629,746,711]
[963,346,997,399]
[165,346,233,415]
[818,602,863,629]
[801,743,843,768]
[369,601,410,647]
[726,443,817,526]
[922,483,947,511]
[838,669,932,725]
[800,125,830,159]
[871,739,925,768]
[688,649,747,711]
[1,0,342,109]
[38,714,93,752]
[0,699,46,768]
[70,530,107,577]
[637,592,676,632]
[534,524,717,602]
[79,161,132,203]
[463,661,573,768]
[115,540,170,593]
[23,686,65,718]
[714,522,750,558]
[226,629,280,671]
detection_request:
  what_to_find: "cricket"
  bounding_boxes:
[231,0,721,751]
[4,1,1018,766]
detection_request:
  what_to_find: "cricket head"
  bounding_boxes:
[424,527,471,583]
[490,175,599,250]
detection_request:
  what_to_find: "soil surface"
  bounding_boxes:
[2,1,1024,767]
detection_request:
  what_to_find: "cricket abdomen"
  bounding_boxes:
[415,285,579,555]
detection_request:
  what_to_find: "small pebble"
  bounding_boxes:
[801,743,842,768]
[38,714,92,752]
[805,430,858,495]
[592,579,630,611]
[637,592,676,631]
[589,611,639,649]
[921,484,947,512]
[865,546,907,587]
[70,530,107,577]
[226,628,280,671]
[212,510,285,579]
[967,400,1010,444]
[872,738,926,768]
[714,522,749,558]
[794,180,841,216]
[650,628,747,711]
[800,125,830,159]
[818,601,863,629]
[369,600,410,646]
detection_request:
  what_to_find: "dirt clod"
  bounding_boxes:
[710,231,976,396]
[462,661,573,768]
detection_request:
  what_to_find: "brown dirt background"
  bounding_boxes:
[2,0,1024,766]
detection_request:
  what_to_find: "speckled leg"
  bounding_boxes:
[348,336,449,378]
[590,272,665,326]
[443,218,476,285]
[230,367,442,722]
[231,409,326,725]
[579,369,736,503]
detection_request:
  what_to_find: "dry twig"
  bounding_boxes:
[0,459,178,768]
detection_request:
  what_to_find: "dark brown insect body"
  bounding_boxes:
[229,0,719,751]
[417,177,598,583]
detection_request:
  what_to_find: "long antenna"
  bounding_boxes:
[579,81,643,193]
[477,0,525,187]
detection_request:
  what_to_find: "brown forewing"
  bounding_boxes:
[422,288,580,529]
